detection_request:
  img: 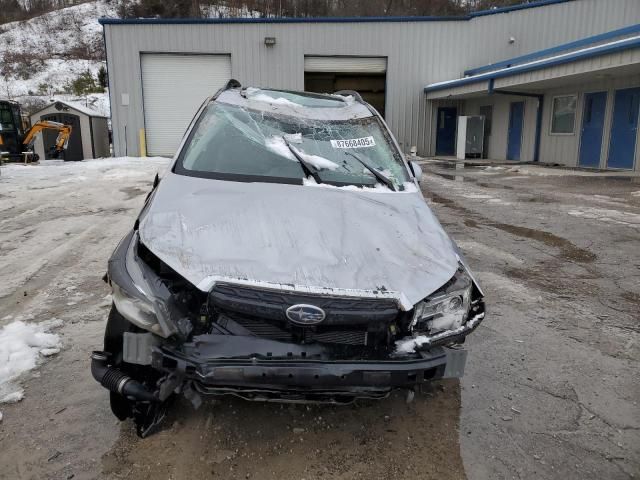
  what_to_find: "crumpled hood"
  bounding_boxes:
[139,172,459,310]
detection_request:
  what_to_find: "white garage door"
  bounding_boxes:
[141,54,231,157]
[304,56,387,74]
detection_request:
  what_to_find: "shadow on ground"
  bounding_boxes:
[102,380,465,480]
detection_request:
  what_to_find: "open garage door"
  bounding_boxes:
[141,54,231,157]
[304,56,387,117]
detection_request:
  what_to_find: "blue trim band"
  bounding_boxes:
[425,36,640,93]
[98,0,573,25]
[465,23,640,76]
[99,16,462,25]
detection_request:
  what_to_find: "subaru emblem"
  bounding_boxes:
[286,304,326,325]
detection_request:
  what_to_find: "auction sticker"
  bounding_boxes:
[330,137,376,149]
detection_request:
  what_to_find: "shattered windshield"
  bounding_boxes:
[176,102,410,189]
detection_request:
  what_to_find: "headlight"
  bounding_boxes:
[412,267,472,334]
[112,283,160,333]
[108,231,169,336]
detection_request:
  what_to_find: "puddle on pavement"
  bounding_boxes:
[490,222,596,263]
[425,161,640,186]
[464,219,479,228]
[425,161,490,170]
[603,176,640,184]
[426,192,596,263]
[428,192,469,213]
[119,186,148,200]
[423,163,515,190]
[433,173,515,190]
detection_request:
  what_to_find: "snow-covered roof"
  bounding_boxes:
[31,100,108,119]
[216,88,373,121]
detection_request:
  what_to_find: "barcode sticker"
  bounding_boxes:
[330,137,376,149]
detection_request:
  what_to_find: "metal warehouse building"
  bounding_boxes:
[100,0,640,170]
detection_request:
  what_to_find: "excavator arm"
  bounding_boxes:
[22,120,72,158]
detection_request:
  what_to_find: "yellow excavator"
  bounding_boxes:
[0,99,72,162]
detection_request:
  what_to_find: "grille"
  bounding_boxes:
[313,330,367,346]
[210,282,399,326]
[225,315,369,346]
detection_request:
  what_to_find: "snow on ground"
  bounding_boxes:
[200,3,264,18]
[425,171,513,205]
[502,165,639,177]
[1,157,168,189]
[0,318,63,404]
[0,157,170,411]
[0,0,116,98]
[567,207,640,229]
[1,59,104,99]
[0,157,170,298]
[456,240,524,266]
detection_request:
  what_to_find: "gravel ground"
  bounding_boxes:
[0,158,638,480]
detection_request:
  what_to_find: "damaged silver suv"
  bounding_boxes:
[92,80,485,437]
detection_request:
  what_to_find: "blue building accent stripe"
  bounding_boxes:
[464,23,640,76]
[99,15,461,25]
[98,0,573,25]
[424,36,640,93]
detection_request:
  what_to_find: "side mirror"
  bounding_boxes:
[410,161,422,183]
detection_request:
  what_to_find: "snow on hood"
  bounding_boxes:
[138,172,459,309]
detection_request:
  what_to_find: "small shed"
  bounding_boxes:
[30,100,110,161]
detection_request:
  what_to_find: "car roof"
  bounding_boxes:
[214,87,375,121]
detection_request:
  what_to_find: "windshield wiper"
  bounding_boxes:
[343,151,397,191]
[282,137,323,184]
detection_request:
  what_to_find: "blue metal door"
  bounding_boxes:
[435,107,457,156]
[607,87,640,169]
[507,102,524,161]
[579,92,607,168]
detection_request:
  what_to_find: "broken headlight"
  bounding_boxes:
[412,267,472,334]
[112,282,158,332]
[109,232,170,337]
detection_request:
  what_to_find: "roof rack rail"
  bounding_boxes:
[334,90,364,102]
[224,79,242,90]
[211,79,242,101]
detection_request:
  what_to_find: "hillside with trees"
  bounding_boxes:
[2,0,537,24]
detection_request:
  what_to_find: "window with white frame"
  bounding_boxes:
[551,95,577,134]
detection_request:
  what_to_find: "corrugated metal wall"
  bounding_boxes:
[104,0,640,157]
[538,73,640,169]
[462,95,539,162]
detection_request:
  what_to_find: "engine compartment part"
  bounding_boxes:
[90,351,158,403]
[152,335,465,398]
[123,332,161,365]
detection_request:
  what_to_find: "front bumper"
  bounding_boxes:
[151,334,467,402]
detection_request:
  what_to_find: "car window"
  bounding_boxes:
[176,102,410,189]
